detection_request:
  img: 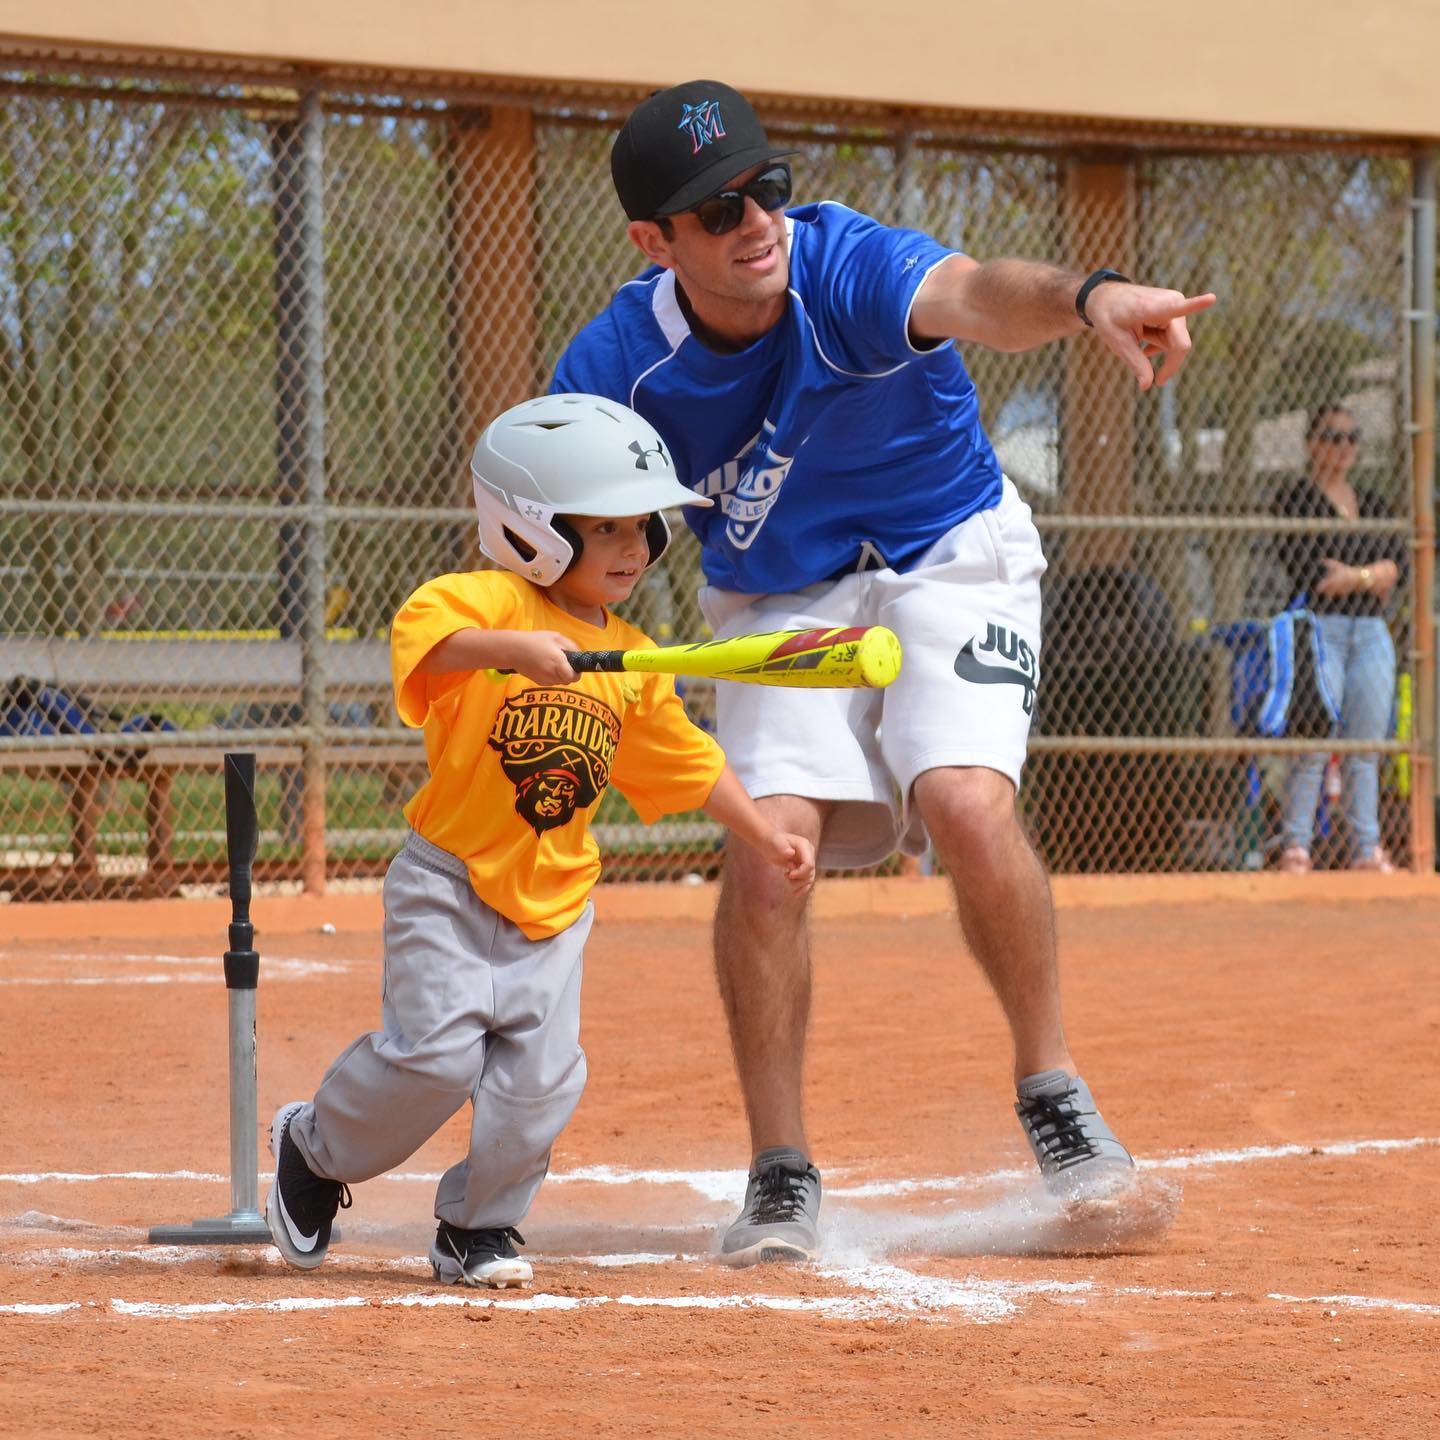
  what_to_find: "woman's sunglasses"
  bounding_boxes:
[1318,427,1361,444]
[684,164,793,236]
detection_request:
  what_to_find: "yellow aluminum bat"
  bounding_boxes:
[488,625,902,689]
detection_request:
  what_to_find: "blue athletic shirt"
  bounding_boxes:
[550,201,1004,595]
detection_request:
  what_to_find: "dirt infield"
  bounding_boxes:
[3,876,1438,1437]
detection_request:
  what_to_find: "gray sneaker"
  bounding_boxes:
[1015,1070,1135,1196]
[718,1147,822,1267]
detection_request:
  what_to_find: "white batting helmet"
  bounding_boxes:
[470,393,711,586]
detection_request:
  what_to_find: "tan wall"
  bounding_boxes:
[3,0,1439,139]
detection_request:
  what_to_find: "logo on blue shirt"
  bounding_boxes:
[699,424,795,550]
[678,101,725,155]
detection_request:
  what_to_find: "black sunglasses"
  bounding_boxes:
[1318,427,1361,444]
[684,164,792,236]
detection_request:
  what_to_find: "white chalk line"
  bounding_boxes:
[4,1277,1436,1324]
[5,1134,1435,1195]
[0,953,356,986]
[6,1245,695,1271]
[3,1136,1430,1324]
[0,1251,1065,1323]
[2,952,341,964]
[412,1135,1440,1202]
[4,1170,230,1185]
[1266,1292,1440,1317]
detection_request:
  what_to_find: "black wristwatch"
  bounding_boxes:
[1075,268,1132,327]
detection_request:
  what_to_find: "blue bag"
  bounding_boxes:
[0,676,176,768]
[1254,607,1338,740]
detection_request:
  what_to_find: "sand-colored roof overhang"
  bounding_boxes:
[2,0,1438,146]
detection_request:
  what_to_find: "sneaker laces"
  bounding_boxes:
[442,1224,526,1262]
[749,1165,813,1225]
[1017,1091,1100,1173]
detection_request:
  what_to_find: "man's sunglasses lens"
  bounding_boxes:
[1320,428,1361,444]
[692,166,792,236]
[744,167,793,211]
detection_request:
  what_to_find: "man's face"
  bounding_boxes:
[631,163,791,312]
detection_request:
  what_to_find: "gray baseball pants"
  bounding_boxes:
[289,829,590,1230]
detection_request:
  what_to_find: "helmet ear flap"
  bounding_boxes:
[552,516,583,575]
[645,512,671,566]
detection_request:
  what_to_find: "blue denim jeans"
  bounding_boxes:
[1281,613,1395,856]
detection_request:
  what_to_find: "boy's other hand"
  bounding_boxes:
[762,831,816,895]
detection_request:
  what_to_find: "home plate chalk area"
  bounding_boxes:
[3,896,1438,1437]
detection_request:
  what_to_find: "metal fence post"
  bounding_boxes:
[270,89,329,893]
[298,90,330,894]
[1408,148,1437,873]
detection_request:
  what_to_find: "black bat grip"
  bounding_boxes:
[223,753,259,988]
[487,652,625,679]
[563,650,625,672]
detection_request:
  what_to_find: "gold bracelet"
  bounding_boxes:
[1358,566,1373,591]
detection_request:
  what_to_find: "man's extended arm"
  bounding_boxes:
[909,255,1216,390]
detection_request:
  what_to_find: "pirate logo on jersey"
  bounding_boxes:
[488,689,621,835]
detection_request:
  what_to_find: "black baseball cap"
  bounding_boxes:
[611,80,797,221]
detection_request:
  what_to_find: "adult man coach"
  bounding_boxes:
[551,80,1215,1266]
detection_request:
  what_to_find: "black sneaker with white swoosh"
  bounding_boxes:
[265,1101,351,1271]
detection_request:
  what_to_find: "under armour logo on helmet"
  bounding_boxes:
[629,440,666,470]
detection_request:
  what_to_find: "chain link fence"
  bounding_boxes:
[1,62,1434,897]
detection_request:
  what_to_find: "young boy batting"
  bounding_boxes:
[265,393,815,1288]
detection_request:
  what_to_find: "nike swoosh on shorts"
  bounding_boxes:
[953,638,1035,690]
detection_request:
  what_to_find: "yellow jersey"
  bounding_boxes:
[392,570,725,939]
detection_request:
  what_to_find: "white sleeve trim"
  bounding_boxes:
[788,211,944,378]
[903,255,959,356]
[790,287,910,380]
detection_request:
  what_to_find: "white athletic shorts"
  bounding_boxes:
[698,478,1046,869]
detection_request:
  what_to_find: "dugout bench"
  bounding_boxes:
[1,636,405,899]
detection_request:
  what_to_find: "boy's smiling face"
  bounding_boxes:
[547,512,653,625]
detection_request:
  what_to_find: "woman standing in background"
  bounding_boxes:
[1273,401,1405,874]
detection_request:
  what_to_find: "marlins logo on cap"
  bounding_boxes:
[677,99,726,153]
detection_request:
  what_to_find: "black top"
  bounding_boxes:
[1271,478,1406,618]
